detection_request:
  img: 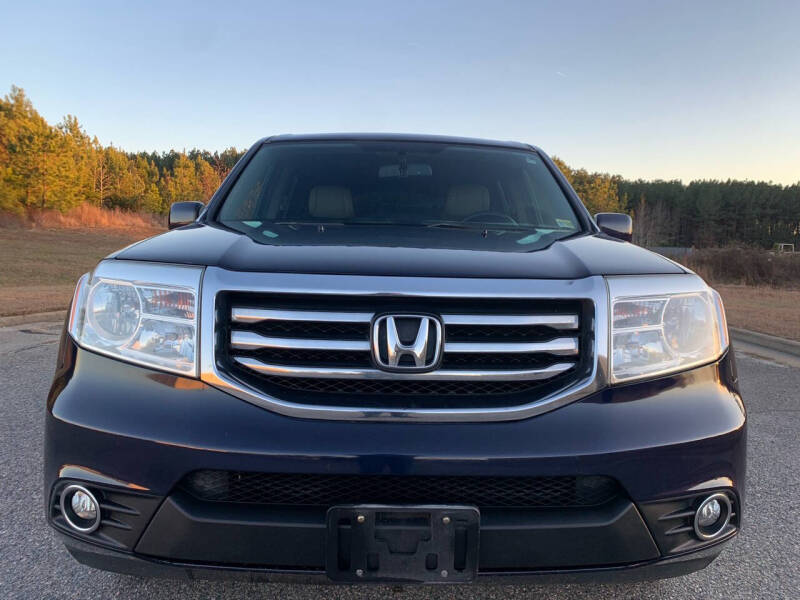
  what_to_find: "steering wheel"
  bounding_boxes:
[461,212,519,225]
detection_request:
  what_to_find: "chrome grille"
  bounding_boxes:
[217,293,591,408]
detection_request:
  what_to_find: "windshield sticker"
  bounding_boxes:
[242,220,262,228]
[556,218,573,228]
[516,229,556,245]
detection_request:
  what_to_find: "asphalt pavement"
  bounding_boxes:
[1,321,798,599]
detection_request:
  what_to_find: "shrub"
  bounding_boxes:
[680,248,800,288]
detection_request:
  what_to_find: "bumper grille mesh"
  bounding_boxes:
[251,320,368,340]
[250,374,560,396]
[179,471,621,509]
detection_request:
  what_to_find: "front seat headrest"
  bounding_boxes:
[444,184,490,218]
[308,186,354,219]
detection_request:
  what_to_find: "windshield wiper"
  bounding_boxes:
[274,221,346,227]
[274,221,433,228]
[426,222,536,232]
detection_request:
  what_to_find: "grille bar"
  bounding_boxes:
[231,330,578,356]
[232,307,580,330]
[233,356,576,381]
[445,337,579,355]
[231,331,371,352]
[441,313,580,328]
[232,308,373,324]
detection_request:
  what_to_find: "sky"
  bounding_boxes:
[2,0,799,184]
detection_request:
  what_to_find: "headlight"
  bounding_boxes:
[607,275,729,384]
[68,261,203,376]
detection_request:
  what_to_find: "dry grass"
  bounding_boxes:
[0,283,79,316]
[682,248,800,289]
[667,248,800,340]
[715,285,800,341]
[0,226,161,316]
[27,204,164,230]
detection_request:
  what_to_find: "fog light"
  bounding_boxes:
[697,498,721,527]
[71,490,98,520]
[60,484,101,533]
[693,493,732,541]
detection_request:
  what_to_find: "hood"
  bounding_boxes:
[111,223,686,279]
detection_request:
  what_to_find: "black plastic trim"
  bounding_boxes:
[132,492,659,571]
[62,531,726,584]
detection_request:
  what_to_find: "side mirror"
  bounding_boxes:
[595,212,633,242]
[168,201,204,230]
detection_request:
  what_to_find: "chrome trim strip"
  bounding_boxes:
[199,269,611,422]
[230,331,370,352]
[232,308,580,329]
[441,314,579,329]
[231,330,577,361]
[233,356,575,381]
[445,337,579,356]
[232,308,373,323]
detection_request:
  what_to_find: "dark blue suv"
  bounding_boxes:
[46,134,745,584]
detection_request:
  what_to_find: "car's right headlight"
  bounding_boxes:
[68,260,203,376]
[607,275,729,384]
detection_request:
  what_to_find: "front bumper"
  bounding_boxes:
[45,337,746,582]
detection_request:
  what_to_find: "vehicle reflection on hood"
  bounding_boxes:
[221,220,576,253]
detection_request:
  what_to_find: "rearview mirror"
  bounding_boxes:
[595,213,633,242]
[168,201,204,230]
[378,163,432,178]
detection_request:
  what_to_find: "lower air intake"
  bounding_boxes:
[179,471,622,509]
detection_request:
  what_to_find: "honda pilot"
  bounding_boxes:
[46,134,745,584]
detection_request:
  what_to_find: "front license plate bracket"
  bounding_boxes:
[325,505,480,583]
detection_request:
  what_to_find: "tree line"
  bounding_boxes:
[0,86,243,215]
[554,159,800,249]
[620,179,800,249]
[1,86,798,248]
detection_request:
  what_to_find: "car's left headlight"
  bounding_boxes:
[68,261,203,376]
[607,275,729,384]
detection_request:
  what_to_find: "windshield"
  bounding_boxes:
[216,141,582,237]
